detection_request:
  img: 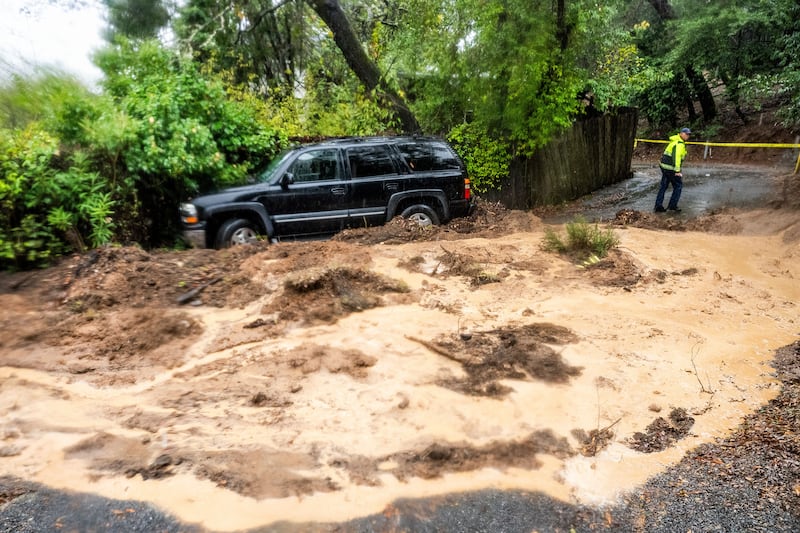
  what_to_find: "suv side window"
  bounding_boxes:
[288,148,340,182]
[347,145,397,179]
[396,141,461,172]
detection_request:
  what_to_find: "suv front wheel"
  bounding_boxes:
[400,204,440,227]
[215,218,261,248]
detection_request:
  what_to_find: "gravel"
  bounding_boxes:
[0,478,202,532]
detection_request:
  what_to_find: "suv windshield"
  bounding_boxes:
[253,149,296,183]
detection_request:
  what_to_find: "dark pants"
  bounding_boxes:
[655,169,683,210]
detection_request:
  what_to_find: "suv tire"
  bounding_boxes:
[400,204,440,227]
[215,218,261,248]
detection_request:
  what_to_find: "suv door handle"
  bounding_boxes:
[330,187,347,196]
[384,182,399,192]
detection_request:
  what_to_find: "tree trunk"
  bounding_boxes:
[306,0,420,133]
[647,0,675,19]
[649,0,717,125]
[556,0,569,51]
[685,95,697,122]
[685,66,717,121]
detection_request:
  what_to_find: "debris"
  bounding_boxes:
[176,277,222,305]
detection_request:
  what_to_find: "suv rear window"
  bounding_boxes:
[347,145,397,179]
[396,141,461,172]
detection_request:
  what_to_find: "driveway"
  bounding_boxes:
[543,163,785,223]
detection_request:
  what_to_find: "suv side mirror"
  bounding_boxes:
[280,172,294,189]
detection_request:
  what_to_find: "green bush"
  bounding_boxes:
[447,122,511,193]
[542,216,619,262]
[0,41,291,269]
[0,125,115,269]
[88,39,289,246]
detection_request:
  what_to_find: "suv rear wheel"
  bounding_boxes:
[215,218,261,248]
[400,204,440,227]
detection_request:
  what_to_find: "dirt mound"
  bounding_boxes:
[334,199,542,245]
[276,266,410,323]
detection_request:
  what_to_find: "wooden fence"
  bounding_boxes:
[484,107,639,208]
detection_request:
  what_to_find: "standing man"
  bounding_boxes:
[654,127,691,213]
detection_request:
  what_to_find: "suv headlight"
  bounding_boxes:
[180,202,199,224]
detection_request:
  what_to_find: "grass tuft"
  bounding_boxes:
[541,216,619,261]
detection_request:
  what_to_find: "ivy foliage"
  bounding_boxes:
[446,123,510,193]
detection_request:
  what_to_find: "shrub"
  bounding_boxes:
[447,122,511,193]
[542,216,619,261]
[0,125,115,269]
[0,42,290,268]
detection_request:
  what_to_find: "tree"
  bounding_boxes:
[639,0,717,124]
[667,0,772,125]
[305,0,419,132]
[772,0,800,127]
[175,0,306,92]
[103,0,171,40]
[94,39,285,245]
[173,0,418,132]
[633,0,799,129]
[388,0,587,149]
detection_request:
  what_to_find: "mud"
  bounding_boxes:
[0,170,799,531]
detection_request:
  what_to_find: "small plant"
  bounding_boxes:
[542,228,568,253]
[541,216,619,261]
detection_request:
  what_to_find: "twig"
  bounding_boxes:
[690,342,714,394]
[176,277,222,305]
[405,335,469,364]
[600,417,622,434]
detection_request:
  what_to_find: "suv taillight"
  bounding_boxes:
[464,178,471,200]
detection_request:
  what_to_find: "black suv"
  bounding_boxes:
[180,136,473,248]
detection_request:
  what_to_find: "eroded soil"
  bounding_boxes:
[1,172,799,531]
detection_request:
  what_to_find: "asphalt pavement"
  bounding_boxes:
[543,163,784,224]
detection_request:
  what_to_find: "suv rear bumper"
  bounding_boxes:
[450,199,475,219]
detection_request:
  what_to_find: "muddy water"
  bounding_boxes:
[1,216,798,530]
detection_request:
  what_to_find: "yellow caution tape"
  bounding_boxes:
[634,139,800,174]
[634,139,800,149]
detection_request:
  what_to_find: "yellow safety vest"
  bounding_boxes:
[659,134,687,172]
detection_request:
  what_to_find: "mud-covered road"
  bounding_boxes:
[1,165,799,532]
[542,163,789,223]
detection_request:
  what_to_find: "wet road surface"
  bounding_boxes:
[543,163,784,224]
